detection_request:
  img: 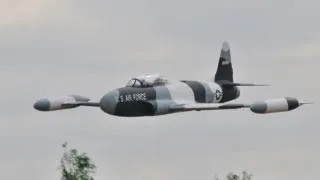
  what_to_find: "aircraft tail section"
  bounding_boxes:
[214,41,269,88]
[214,41,233,83]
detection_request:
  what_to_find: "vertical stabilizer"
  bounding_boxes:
[214,41,233,83]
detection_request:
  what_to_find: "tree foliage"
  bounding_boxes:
[59,142,97,180]
[58,141,252,180]
[215,171,253,180]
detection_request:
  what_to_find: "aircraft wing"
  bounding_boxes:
[169,103,250,112]
[33,95,100,111]
[62,101,100,107]
[169,97,311,114]
[34,95,310,115]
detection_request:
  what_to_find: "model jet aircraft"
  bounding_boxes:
[33,41,311,117]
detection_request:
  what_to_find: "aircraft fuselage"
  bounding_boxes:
[99,80,240,117]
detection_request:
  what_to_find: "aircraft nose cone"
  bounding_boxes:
[33,99,50,111]
[99,90,119,115]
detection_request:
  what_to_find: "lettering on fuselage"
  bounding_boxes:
[115,93,147,103]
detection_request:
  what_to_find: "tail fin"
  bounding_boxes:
[214,41,233,83]
[214,41,269,88]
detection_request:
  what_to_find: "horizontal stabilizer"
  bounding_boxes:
[216,80,269,88]
[223,83,269,87]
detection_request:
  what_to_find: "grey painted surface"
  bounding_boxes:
[33,99,50,111]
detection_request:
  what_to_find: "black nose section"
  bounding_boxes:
[33,99,50,111]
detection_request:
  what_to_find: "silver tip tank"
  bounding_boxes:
[250,97,309,114]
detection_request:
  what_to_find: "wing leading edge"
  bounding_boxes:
[62,101,100,107]
[169,103,250,112]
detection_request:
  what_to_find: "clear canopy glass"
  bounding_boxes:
[125,74,169,88]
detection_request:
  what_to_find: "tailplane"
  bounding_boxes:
[218,82,269,88]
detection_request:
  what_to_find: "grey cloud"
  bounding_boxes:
[3,0,319,66]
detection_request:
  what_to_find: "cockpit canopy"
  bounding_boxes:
[126,74,169,88]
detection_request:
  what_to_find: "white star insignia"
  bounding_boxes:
[215,89,222,99]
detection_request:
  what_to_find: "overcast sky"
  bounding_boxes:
[0,0,319,179]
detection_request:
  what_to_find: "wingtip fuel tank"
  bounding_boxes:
[250,97,310,114]
[33,95,90,111]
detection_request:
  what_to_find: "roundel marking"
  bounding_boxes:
[215,89,222,101]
